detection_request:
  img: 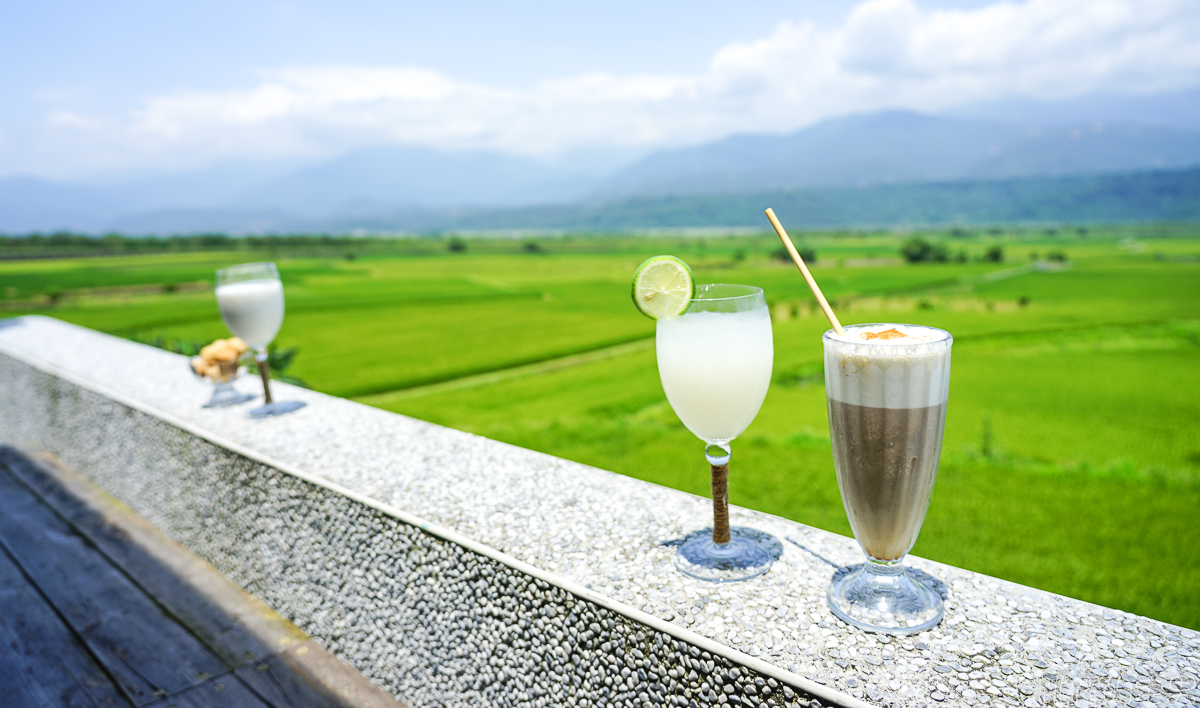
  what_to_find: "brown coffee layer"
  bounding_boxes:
[827,400,945,561]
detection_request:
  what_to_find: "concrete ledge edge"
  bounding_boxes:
[0,341,869,708]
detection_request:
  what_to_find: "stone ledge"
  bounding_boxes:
[1,315,1196,708]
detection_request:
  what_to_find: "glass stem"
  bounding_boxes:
[705,443,733,545]
[711,462,730,545]
[860,556,906,592]
[256,350,273,404]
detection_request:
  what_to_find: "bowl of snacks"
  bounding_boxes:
[190,337,256,408]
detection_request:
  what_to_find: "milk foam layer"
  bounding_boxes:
[824,324,951,409]
[827,323,947,344]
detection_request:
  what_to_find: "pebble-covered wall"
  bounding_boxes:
[0,353,832,708]
[7,319,1199,708]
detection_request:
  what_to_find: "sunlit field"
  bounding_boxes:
[3,225,1198,628]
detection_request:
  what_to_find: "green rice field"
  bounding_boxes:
[3,226,1198,629]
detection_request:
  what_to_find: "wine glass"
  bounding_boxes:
[214,262,306,418]
[823,324,952,633]
[657,284,782,582]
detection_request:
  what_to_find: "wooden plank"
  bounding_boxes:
[0,447,407,708]
[0,464,228,706]
[0,546,132,708]
[0,447,306,671]
[142,674,274,708]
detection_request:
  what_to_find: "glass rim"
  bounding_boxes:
[690,283,764,302]
[822,323,953,346]
[217,261,277,276]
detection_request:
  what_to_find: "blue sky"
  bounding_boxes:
[3,0,1198,179]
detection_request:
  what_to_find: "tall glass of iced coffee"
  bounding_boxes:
[823,324,951,634]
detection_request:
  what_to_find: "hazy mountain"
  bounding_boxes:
[590,112,1027,199]
[233,146,605,217]
[970,123,1200,177]
[107,208,301,235]
[0,176,126,233]
[0,147,615,233]
[3,98,1200,234]
[591,111,1200,200]
[15,166,1200,235]
[944,87,1200,130]
[96,161,308,212]
[313,167,1200,232]
[0,160,313,233]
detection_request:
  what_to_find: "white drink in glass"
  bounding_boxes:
[213,262,304,418]
[656,307,773,443]
[215,279,284,349]
[655,283,781,583]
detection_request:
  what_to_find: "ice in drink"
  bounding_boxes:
[657,306,773,443]
[215,279,285,349]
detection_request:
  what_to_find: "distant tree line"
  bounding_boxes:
[0,226,1115,263]
[0,231,585,260]
[0,231,462,259]
[771,244,817,263]
[901,237,1007,264]
[898,236,1071,264]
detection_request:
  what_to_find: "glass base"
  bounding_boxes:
[204,384,256,409]
[827,562,944,634]
[248,401,307,418]
[672,526,782,583]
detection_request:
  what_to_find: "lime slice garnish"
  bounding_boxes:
[631,255,695,320]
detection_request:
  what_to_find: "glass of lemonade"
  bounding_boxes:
[657,284,782,582]
[823,324,952,633]
[215,262,306,418]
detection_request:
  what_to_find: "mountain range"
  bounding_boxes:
[102,167,1200,234]
[592,112,1200,200]
[3,98,1200,234]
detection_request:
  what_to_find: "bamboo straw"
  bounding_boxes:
[764,208,845,336]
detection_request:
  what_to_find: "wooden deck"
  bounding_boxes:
[0,446,406,708]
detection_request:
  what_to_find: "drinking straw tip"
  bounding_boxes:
[763,208,845,336]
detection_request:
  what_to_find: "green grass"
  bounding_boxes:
[3,228,1199,628]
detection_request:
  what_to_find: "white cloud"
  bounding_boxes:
[45,110,101,131]
[15,0,1200,176]
[704,0,1200,128]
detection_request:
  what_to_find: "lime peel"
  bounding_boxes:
[631,255,695,320]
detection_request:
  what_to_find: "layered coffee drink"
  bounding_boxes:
[825,324,951,561]
[822,324,951,634]
[828,399,945,560]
